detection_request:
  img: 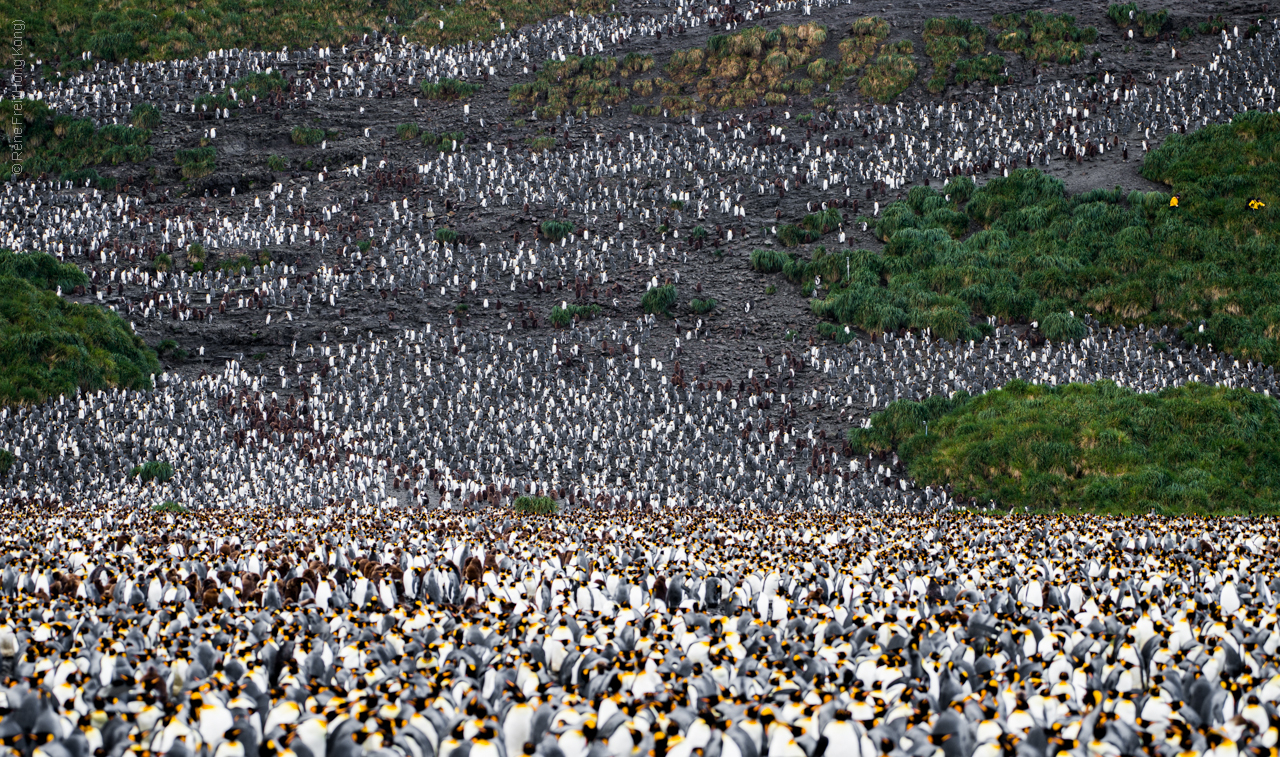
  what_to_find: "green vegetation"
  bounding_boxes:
[526,136,557,152]
[156,338,188,361]
[1107,4,1170,38]
[642,284,678,316]
[765,284,777,295]
[152,500,189,514]
[129,460,174,484]
[0,99,153,185]
[422,130,465,153]
[434,228,458,244]
[784,112,1280,359]
[0,251,158,405]
[219,250,270,273]
[849,380,1280,514]
[550,303,601,327]
[396,123,421,141]
[751,248,793,273]
[990,11,1097,65]
[513,495,559,514]
[289,126,325,146]
[0,448,11,478]
[153,253,173,273]
[130,103,161,130]
[953,54,1008,87]
[922,17,987,93]
[776,208,842,248]
[420,78,483,101]
[265,154,288,172]
[859,41,917,103]
[7,0,606,69]
[690,298,717,315]
[540,220,575,242]
[194,72,285,114]
[661,23,833,113]
[0,251,92,291]
[509,54,651,119]
[838,17,890,71]
[174,146,216,179]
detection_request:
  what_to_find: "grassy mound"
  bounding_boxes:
[838,17,890,71]
[550,303,600,327]
[175,146,216,178]
[858,42,917,103]
[511,54,651,119]
[990,11,1097,65]
[776,208,842,247]
[540,220,575,241]
[0,251,158,405]
[922,17,987,93]
[661,24,836,113]
[513,495,558,514]
[1107,3,1169,38]
[849,380,1280,514]
[422,130,466,153]
[421,78,483,101]
[1,100,153,186]
[194,71,285,114]
[642,284,678,316]
[131,460,175,483]
[796,112,1280,356]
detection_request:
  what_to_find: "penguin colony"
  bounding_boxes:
[3,509,1280,757]
[3,6,1280,756]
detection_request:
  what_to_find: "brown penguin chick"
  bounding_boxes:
[464,557,482,585]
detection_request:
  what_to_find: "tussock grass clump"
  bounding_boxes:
[1108,4,1170,38]
[922,17,986,93]
[420,78,483,100]
[265,154,288,172]
[690,298,718,315]
[0,251,158,405]
[953,54,1008,87]
[0,99,152,185]
[838,17,890,71]
[777,224,820,247]
[434,229,458,244]
[859,42,917,103]
[849,380,1280,514]
[550,303,601,327]
[130,103,161,130]
[0,448,11,477]
[195,72,285,114]
[174,146,216,178]
[526,136,557,152]
[751,249,794,273]
[396,123,421,141]
[152,500,189,514]
[510,55,649,119]
[642,284,678,316]
[992,11,1097,64]
[540,220,575,242]
[422,131,466,152]
[513,495,558,515]
[129,460,174,484]
[662,24,833,111]
[289,126,325,146]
